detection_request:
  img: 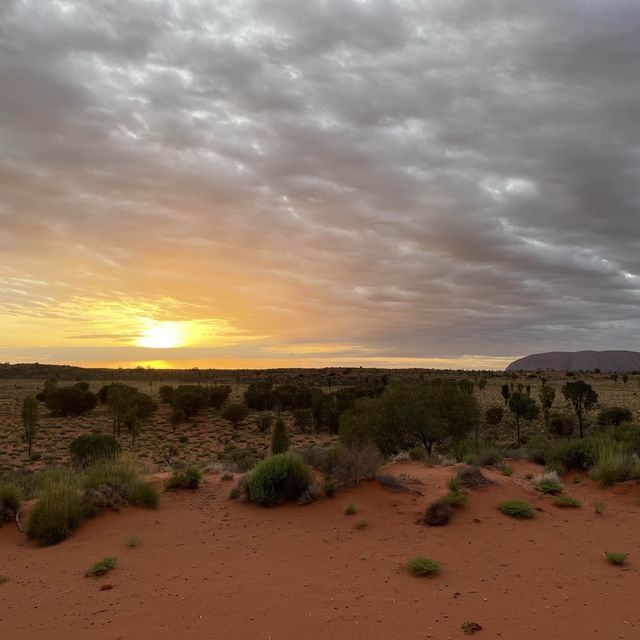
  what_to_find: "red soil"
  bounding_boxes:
[1,461,639,640]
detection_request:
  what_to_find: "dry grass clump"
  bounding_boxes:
[408,556,439,577]
[423,499,455,526]
[456,465,493,488]
[532,471,564,495]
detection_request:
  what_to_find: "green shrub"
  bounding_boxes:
[70,434,121,468]
[0,482,22,522]
[500,464,513,476]
[611,422,640,454]
[408,445,426,461]
[167,463,203,490]
[549,414,575,438]
[345,501,357,515]
[423,499,455,526]
[553,496,580,508]
[597,406,633,428]
[86,556,117,577]
[271,418,290,454]
[83,459,159,509]
[447,474,462,493]
[545,438,597,473]
[604,551,627,565]
[125,535,140,548]
[245,453,313,506]
[323,476,337,497]
[498,500,534,519]
[408,556,439,577]
[26,470,85,545]
[589,441,637,487]
[355,519,368,529]
[440,491,467,507]
[221,403,249,428]
[532,471,564,495]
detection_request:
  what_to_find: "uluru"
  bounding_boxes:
[506,350,640,372]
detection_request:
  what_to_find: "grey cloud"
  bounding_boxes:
[1,0,640,363]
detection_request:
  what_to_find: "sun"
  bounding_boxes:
[136,321,184,349]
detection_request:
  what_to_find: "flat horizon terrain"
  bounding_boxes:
[1,461,639,639]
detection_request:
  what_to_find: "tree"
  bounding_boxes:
[22,396,38,457]
[271,418,290,454]
[597,406,633,429]
[106,384,136,437]
[562,380,598,439]
[172,386,209,422]
[622,374,629,385]
[43,385,97,417]
[612,374,619,384]
[485,405,504,427]
[221,403,249,428]
[209,385,232,409]
[293,408,312,432]
[478,379,487,399]
[538,385,556,432]
[458,379,474,396]
[339,380,479,456]
[508,392,539,445]
[501,384,511,406]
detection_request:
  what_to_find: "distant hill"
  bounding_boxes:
[506,350,640,373]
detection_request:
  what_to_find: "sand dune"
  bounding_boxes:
[1,461,639,639]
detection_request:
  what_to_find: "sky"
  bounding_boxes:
[1,0,639,370]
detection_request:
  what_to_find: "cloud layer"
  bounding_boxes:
[1,0,639,368]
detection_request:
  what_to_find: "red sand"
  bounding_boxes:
[1,461,639,639]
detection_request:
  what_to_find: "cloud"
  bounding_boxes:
[1,0,639,368]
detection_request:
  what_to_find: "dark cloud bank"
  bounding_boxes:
[1,0,639,365]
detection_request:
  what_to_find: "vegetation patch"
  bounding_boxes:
[456,465,493,488]
[423,499,455,526]
[0,482,22,523]
[461,621,483,636]
[407,556,439,577]
[345,501,357,515]
[498,500,534,519]
[86,556,117,577]
[166,463,203,490]
[245,453,313,506]
[604,551,627,565]
[589,441,637,487]
[532,471,564,495]
[553,495,580,508]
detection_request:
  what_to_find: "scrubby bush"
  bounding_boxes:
[532,471,564,495]
[26,470,85,545]
[230,448,260,472]
[456,465,493,488]
[293,408,313,432]
[408,556,439,577]
[485,405,504,427]
[597,406,633,429]
[0,482,22,522]
[323,476,337,497]
[544,438,598,473]
[332,443,382,485]
[611,422,640,454]
[498,500,534,519]
[228,473,251,500]
[166,463,203,490]
[589,441,637,487]
[221,403,249,428]
[82,459,159,509]
[296,483,321,505]
[43,386,97,417]
[70,434,121,468]
[423,499,455,526]
[604,551,627,565]
[158,385,174,404]
[553,496,580,508]
[255,413,273,433]
[439,491,467,507]
[549,414,575,438]
[300,445,339,475]
[271,418,290,454]
[172,386,209,422]
[209,385,232,409]
[245,453,313,506]
[86,556,117,577]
